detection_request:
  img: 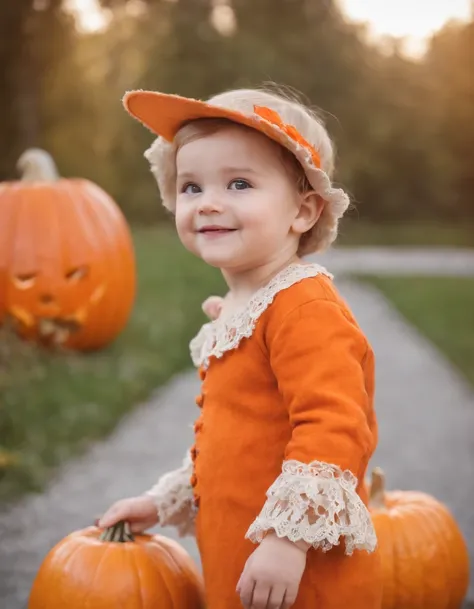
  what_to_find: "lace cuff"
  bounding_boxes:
[145,451,196,537]
[245,460,377,555]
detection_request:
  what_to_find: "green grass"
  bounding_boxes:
[0,226,226,504]
[337,220,474,248]
[359,275,474,387]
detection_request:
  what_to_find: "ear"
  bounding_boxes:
[291,192,325,236]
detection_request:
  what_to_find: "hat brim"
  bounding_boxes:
[123,90,264,143]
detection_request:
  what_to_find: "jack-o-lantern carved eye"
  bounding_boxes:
[65,266,88,282]
[13,272,36,289]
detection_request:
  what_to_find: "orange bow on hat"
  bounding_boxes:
[253,105,322,169]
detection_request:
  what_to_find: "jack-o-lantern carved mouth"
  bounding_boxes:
[6,284,106,346]
[7,308,83,346]
[37,317,82,345]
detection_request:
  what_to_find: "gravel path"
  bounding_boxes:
[1,276,473,607]
[313,247,474,276]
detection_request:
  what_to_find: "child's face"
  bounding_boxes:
[175,125,304,272]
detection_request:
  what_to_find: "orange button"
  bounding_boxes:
[198,367,206,380]
[193,495,200,508]
[195,395,204,408]
[194,419,203,433]
[190,474,198,487]
[190,446,198,460]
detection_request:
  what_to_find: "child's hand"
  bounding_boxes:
[237,533,308,609]
[202,296,224,320]
[97,495,158,533]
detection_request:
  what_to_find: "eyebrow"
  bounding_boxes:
[221,167,258,175]
[177,171,197,182]
[177,167,258,181]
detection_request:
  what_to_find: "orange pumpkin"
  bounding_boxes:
[369,468,470,609]
[28,521,206,609]
[0,149,136,350]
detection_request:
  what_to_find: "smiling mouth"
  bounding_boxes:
[197,227,237,234]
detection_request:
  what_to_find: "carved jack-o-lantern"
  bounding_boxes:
[0,149,136,350]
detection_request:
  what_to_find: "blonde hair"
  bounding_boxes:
[145,87,348,254]
[176,117,312,192]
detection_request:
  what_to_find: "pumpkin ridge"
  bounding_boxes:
[432,503,469,608]
[406,509,428,606]
[394,509,421,606]
[127,542,147,608]
[379,511,397,607]
[156,535,203,585]
[145,542,186,606]
[46,535,82,605]
[421,503,451,608]
[152,537,205,605]
[83,536,115,606]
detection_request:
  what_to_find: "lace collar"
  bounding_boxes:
[189,262,332,368]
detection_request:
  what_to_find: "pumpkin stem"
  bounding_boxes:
[99,520,135,543]
[369,467,386,510]
[17,148,60,183]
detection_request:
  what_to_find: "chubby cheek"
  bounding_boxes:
[175,206,196,251]
[241,208,285,241]
[237,208,265,235]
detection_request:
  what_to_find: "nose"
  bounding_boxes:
[38,293,60,314]
[197,193,223,215]
[39,293,55,304]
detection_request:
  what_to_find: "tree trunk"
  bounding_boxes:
[0,0,39,179]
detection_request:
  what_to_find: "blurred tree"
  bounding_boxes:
[231,0,368,110]
[42,7,151,203]
[423,21,474,219]
[0,0,78,180]
[347,47,444,221]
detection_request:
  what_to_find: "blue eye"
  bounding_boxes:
[182,183,201,194]
[229,179,251,190]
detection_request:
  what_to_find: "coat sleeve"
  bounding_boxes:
[145,449,196,537]
[245,299,377,555]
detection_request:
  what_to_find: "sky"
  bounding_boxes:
[68,0,472,57]
[338,0,471,55]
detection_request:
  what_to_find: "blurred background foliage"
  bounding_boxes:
[1,0,473,233]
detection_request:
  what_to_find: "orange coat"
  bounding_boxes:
[156,263,382,608]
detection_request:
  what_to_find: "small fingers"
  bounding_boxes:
[267,585,287,609]
[280,587,298,609]
[129,519,156,534]
[238,576,255,609]
[250,583,271,609]
[98,501,130,528]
